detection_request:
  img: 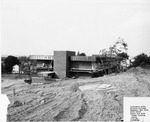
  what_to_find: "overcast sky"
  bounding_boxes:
[1,0,150,57]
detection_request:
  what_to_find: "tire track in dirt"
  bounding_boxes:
[52,94,80,121]
[133,74,150,96]
[71,93,88,121]
[72,99,88,121]
[7,94,56,121]
[29,92,80,121]
[53,107,70,121]
[8,99,54,121]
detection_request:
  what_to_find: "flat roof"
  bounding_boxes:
[29,55,53,60]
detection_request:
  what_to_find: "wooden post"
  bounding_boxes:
[12,87,16,104]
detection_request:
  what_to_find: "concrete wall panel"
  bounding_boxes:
[54,51,75,79]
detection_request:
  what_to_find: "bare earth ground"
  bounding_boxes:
[1,67,150,122]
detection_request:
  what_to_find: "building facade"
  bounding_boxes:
[29,55,53,72]
[29,51,122,79]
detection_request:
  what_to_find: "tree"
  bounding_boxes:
[1,62,5,74]
[77,51,86,56]
[117,52,129,59]
[79,53,86,56]
[99,37,128,58]
[18,56,29,63]
[4,56,20,73]
[99,37,129,72]
[18,56,30,74]
[132,53,150,67]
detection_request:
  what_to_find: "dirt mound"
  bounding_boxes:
[127,67,138,73]
[2,71,150,121]
[127,67,146,74]
[141,64,150,69]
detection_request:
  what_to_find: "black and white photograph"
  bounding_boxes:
[1,0,150,121]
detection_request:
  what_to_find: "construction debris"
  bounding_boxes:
[13,101,22,107]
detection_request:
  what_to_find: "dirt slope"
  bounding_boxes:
[1,67,150,121]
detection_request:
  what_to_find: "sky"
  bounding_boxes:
[1,0,150,57]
